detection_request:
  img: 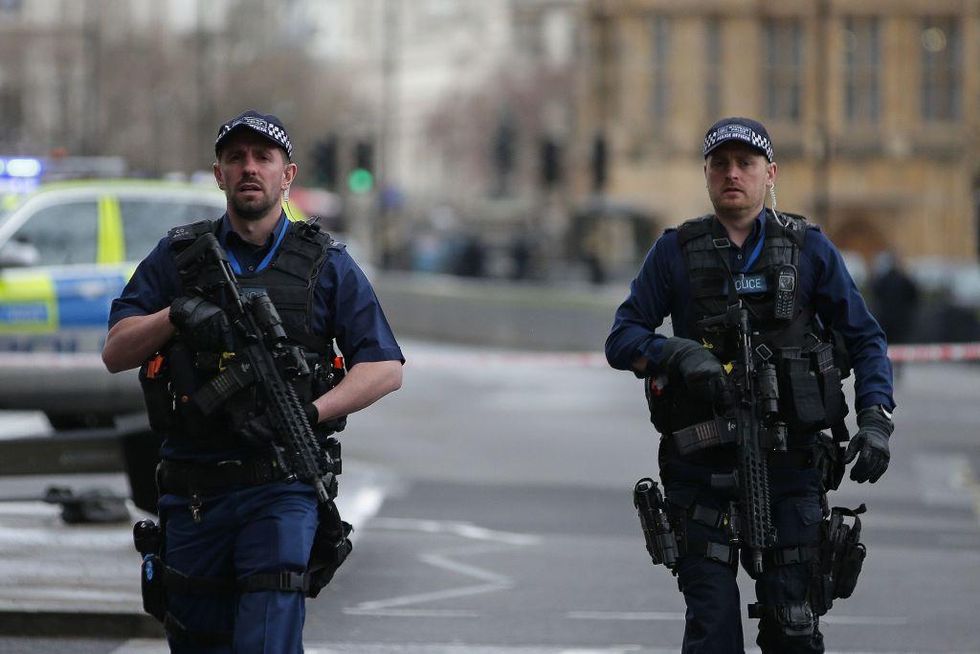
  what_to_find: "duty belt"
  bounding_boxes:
[156,453,288,497]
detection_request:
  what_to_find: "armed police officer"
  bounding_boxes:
[607,117,894,653]
[102,110,404,652]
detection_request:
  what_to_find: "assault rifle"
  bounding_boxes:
[699,301,779,575]
[173,233,337,504]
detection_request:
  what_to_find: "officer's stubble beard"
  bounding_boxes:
[229,188,281,223]
[225,169,288,223]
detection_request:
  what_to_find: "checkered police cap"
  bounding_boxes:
[702,117,774,162]
[215,110,293,159]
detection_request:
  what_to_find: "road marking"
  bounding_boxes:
[567,610,908,627]
[820,615,909,626]
[336,484,386,546]
[567,610,685,621]
[960,455,980,526]
[113,643,648,654]
[344,517,540,617]
[113,641,978,654]
[913,454,978,510]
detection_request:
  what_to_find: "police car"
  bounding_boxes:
[0,180,229,429]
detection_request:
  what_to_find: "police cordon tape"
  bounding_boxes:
[885,342,980,363]
[407,342,980,368]
[0,342,976,374]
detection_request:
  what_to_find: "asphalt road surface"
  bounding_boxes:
[2,340,979,653]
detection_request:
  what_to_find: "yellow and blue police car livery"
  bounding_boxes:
[0,181,305,354]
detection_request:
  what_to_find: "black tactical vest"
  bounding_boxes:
[168,218,340,354]
[655,211,849,440]
[145,218,343,450]
[677,211,814,361]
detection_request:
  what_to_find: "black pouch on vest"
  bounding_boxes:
[812,432,846,492]
[810,342,848,426]
[777,349,827,431]
[167,342,226,440]
[139,354,175,433]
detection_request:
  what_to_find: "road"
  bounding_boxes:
[2,339,979,653]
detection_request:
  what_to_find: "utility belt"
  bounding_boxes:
[156,453,290,498]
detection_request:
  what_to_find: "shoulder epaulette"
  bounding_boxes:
[676,214,715,245]
[168,219,217,244]
[291,218,345,252]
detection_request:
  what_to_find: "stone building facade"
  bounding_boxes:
[575,0,980,263]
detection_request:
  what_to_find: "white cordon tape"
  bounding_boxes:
[0,343,976,371]
[410,343,980,368]
[886,343,980,363]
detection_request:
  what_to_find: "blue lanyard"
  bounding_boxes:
[739,216,766,273]
[225,220,289,275]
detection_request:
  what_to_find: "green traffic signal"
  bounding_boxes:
[348,168,374,193]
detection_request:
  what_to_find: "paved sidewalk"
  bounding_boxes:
[0,466,387,638]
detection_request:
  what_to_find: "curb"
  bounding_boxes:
[0,610,164,639]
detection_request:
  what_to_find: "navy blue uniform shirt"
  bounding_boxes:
[605,210,894,412]
[109,213,404,458]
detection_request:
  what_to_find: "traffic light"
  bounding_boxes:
[348,140,374,193]
[311,136,339,189]
[591,132,607,192]
[492,114,517,196]
[539,138,562,189]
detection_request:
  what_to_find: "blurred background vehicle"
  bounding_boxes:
[0,180,228,429]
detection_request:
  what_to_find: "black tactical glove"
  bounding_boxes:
[659,337,732,412]
[843,406,893,483]
[170,296,233,351]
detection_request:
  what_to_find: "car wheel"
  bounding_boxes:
[45,412,116,431]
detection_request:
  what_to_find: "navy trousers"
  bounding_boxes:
[159,481,319,654]
[663,458,826,654]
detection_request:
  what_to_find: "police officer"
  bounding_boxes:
[606,117,894,653]
[102,110,404,652]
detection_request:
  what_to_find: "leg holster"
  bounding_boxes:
[811,503,868,615]
[306,500,354,598]
[133,518,314,647]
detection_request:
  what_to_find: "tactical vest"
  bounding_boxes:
[678,211,811,359]
[653,211,848,442]
[141,219,343,450]
[168,218,340,355]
